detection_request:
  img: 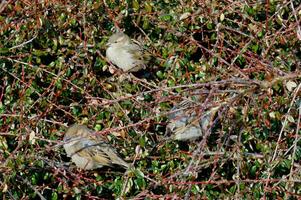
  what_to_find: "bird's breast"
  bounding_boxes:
[106,46,138,71]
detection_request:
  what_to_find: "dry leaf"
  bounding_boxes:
[286,81,297,91]
[29,131,36,144]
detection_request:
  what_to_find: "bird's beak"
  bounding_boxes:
[63,136,71,142]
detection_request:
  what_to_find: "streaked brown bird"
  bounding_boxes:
[166,100,219,141]
[63,124,129,170]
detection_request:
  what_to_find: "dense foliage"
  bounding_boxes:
[0,0,300,199]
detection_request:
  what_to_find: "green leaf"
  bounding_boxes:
[0,48,9,54]
[156,71,164,79]
[51,192,58,200]
[144,2,152,12]
[134,169,145,179]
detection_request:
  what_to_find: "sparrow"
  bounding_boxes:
[63,124,129,170]
[106,32,147,72]
[166,100,219,141]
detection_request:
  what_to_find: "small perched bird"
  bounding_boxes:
[106,32,147,72]
[166,100,219,141]
[63,124,129,170]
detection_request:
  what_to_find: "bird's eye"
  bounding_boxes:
[116,36,124,43]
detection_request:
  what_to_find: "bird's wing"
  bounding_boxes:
[92,142,115,165]
[101,145,129,168]
[126,43,148,62]
[75,139,129,168]
[74,140,112,166]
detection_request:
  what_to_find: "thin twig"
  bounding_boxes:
[290,0,301,40]
[20,177,47,200]
[9,34,38,50]
[265,81,301,190]
[286,90,301,191]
